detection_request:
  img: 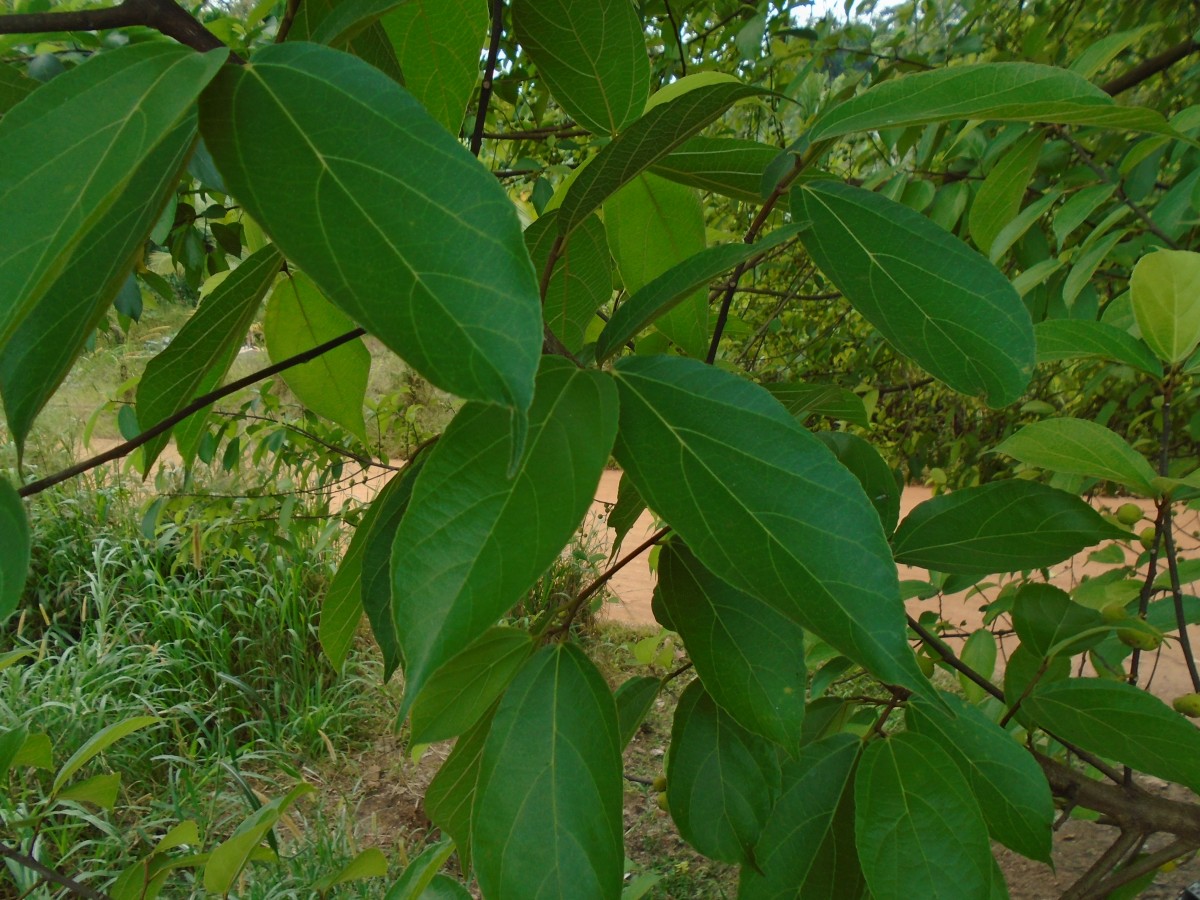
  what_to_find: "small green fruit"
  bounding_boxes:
[1138,527,1157,551]
[652,774,667,792]
[1173,693,1200,718]
[655,791,669,811]
[916,653,935,678]
[1116,503,1143,526]
[1101,602,1129,624]
[1118,628,1161,651]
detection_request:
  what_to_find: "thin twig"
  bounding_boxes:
[1060,829,1143,900]
[1090,838,1200,895]
[0,844,109,900]
[661,0,687,75]
[470,0,504,155]
[274,0,301,42]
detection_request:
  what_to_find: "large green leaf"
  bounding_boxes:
[392,358,618,716]
[426,707,493,873]
[657,543,805,747]
[511,0,648,136]
[410,627,533,744]
[1,119,195,453]
[806,62,1174,144]
[0,64,36,115]
[614,675,659,749]
[855,732,995,899]
[264,271,370,441]
[1025,679,1200,791]
[815,432,901,534]
[762,382,870,427]
[605,174,708,358]
[794,182,1034,407]
[53,716,159,794]
[0,480,29,621]
[969,132,1043,257]
[666,680,780,866]
[651,136,781,203]
[993,418,1158,494]
[596,225,802,363]
[612,355,927,694]
[892,480,1127,574]
[526,210,611,353]
[309,0,407,47]
[473,644,623,900]
[557,81,764,238]
[0,43,225,346]
[1130,249,1200,365]
[199,42,542,415]
[137,244,283,472]
[1011,583,1106,660]
[1034,319,1162,377]
[737,734,863,900]
[289,0,403,81]
[908,693,1054,863]
[383,0,489,135]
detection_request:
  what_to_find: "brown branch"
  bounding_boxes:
[469,0,504,155]
[661,0,686,75]
[18,328,366,498]
[1101,38,1200,96]
[1090,837,1200,896]
[274,0,301,43]
[0,844,109,900]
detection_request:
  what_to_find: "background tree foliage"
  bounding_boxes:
[2,0,1200,896]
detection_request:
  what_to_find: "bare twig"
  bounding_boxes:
[470,0,504,155]
[274,0,301,43]
[1060,829,1143,900]
[0,844,109,900]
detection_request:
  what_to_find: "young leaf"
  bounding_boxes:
[426,708,493,872]
[596,224,802,362]
[1024,679,1200,791]
[908,693,1054,862]
[666,680,780,866]
[1034,319,1162,377]
[56,772,121,809]
[815,432,901,534]
[1130,249,1200,364]
[738,734,862,899]
[614,675,660,749]
[383,0,490,135]
[0,43,225,346]
[1,120,196,453]
[526,210,611,353]
[612,355,928,694]
[558,82,765,237]
[392,358,618,717]
[969,132,1044,257]
[807,62,1174,144]
[855,732,995,899]
[387,838,456,900]
[0,480,29,621]
[511,0,648,136]
[993,418,1158,494]
[204,783,314,894]
[651,136,782,203]
[892,480,1127,574]
[607,474,646,560]
[264,271,370,442]
[1011,583,1106,659]
[137,244,283,472]
[312,847,388,891]
[410,627,533,744]
[199,42,542,415]
[473,644,623,900]
[605,174,708,358]
[53,716,159,794]
[657,543,806,747]
[794,182,1034,407]
[762,382,870,427]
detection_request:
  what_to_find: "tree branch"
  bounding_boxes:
[0,844,109,900]
[470,0,504,155]
[1101,38,1200,96]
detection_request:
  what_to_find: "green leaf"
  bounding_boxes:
[893,480,1127,575]
[511,0,648,135]
[988,188,1061,264]
[737,734,863,899]
[383,0,490,135]
[410,627,533,744]
[1070,26,1160,79]
[607,474,645,560]
[558,81,765,237]
[0,64,37,115]
[199,42,541,415]
[969,132,1044,257]
[794,182,1034,407]
[959,628,998,704]
[1012,583,1107,660]
[0,43,225,346]
[596,225,802,362]
[1034,319,1162,377]
[815,432,901,534]
[612,355,927,694]
[57,772,121,809]
[1024,679,1200,791]
[526,210,611,353]
[0,726,27,780]
[426,708,493,872]
[0,479,30,621]
[761,382,870,428]
[474,644,623,900]
[855,732,994,899]
[994,418,1158,494]
[204,783,314,893]
[393,358,618,716]
[309,0,406,47]
[657,543,806,746]
[137,244,283,472]
[1053,184,1117,249]
[614,675,660,749]
[419,875,473,900]
[289,0,403,81]
[11,732,52,771]
[806,62,1174,144]
[651,136,781,203]
[605,174,708,358]
[313,848,389,891]
[53,716,158,794]
[908,693,1054,862]
[386,839,456,900]
[1,120,196,453]
[264,270,370,441]
[666,680,780,866]
[1131,249,1200,364]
